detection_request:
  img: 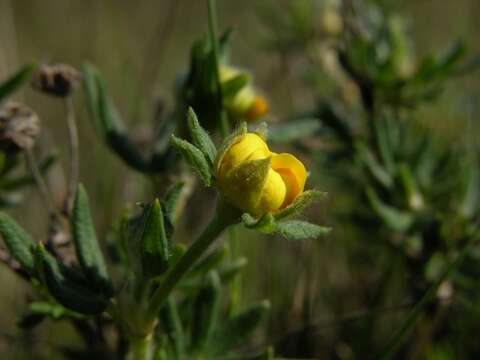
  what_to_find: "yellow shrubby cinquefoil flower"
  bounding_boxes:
[215,132,307,216]
[219,65,268,122]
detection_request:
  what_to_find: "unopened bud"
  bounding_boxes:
[31,64,80,97]
[0,102,40,154]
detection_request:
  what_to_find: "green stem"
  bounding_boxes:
[127,334,152,360]
[148,200,239,316]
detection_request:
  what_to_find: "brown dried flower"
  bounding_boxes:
[31,64,80,97]
[0,102,40,154]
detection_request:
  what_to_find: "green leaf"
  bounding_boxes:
[137,199,170,278]
[275,190,327,221]
[366,188,414,232]
[164,182,185,224]
[268,118,321,143]
[0,64,36,102]
[210,301,270,355]
[72,184,113,297]
[171,135,212,185]
[187,107,217,165]
[0,212,35,274]
[34,244,108,315]
[82,64,152,172]
[160,296,185,358]
[191,271,222,351]
[221,73,249,101]
[275,220,331,240]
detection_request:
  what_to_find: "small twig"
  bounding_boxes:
[62,96,79,217]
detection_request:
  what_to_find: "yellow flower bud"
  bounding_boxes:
[219,65,268,122]
[216,133,307,216]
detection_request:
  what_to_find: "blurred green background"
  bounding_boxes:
[0,0,480,358]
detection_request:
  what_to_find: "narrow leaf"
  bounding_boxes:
[34,244,107,315]
[72,184,113,297]
[0,212,35,273]
[210,301,270,355]
[366,188,414,232]
[139,199,170,278]
[191,271,222,351]
[0,64,36,102]
[171,135,212,185]
[187,107,217,164]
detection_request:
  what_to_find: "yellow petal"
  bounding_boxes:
[271,153,307,207]
[252,169,286,216]
[218,133,269,178]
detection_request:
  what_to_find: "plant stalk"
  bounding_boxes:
[24,148,57,218]
[127,334,152,360]
[63,96,79,216]
[148,199,239,316]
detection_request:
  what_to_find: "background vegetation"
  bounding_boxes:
[0,0,480,358]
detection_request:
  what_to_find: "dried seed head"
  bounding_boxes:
[0,102,40,154]
[31,64,80,97]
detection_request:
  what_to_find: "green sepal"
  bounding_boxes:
[209,300,270,355]
[187,107,217,165]
[274,190,327,221]
[275,220,331,240]
[366,187,414,232]
[253,122,268,141]
[221,157,271,213]
[191,271,222,351]
[171,135,212,186]
[0,212,35,274]
[214,122,248,174]
[72,184,113,297]
[221,73,249,102]
[242,213,276,233]
[17,301,83,329]
[0,64,36,102]
[137,199,170,278]
[34,244,108,315]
